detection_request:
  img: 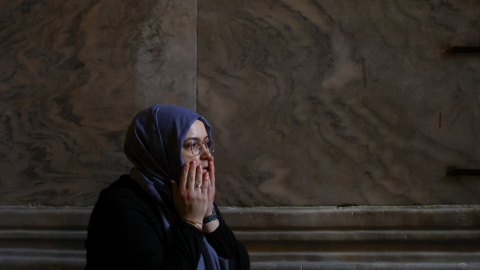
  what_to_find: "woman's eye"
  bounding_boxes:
[189,142,199,148]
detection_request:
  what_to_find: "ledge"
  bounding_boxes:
[0,206,479,269]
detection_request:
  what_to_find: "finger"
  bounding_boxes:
[202,172,210,192]
[187,161,197,189]
[196,164,204,190]
[208,156,215,187]
[178,162,189,189]
[185,161,197,189]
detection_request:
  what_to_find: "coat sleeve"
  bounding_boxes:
[86,189,205,270]
[204,204,250,270]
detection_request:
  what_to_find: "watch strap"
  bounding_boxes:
[203,207,217,224]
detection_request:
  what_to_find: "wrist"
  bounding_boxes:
[203,207,217,224]
[202,219,219,233]
[183,218,203,231]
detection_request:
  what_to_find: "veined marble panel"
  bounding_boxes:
[0,0,196,206]
[198,0,480,206]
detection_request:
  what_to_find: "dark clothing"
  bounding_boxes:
[85,175,250,270]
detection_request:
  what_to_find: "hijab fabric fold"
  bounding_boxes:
[123,104,225,270]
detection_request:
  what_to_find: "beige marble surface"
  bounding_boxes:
[0,0,196,205]
[0,0,479,207]
[198,0,480,206]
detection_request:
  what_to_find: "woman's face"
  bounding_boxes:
[181,120,212,173]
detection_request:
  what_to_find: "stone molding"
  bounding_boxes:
[0,206,479,269]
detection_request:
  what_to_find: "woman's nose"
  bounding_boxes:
[200,147,212,159]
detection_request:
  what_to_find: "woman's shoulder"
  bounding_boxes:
[106,174,137,191]
[101,174,139,196]
[95,174,153,211]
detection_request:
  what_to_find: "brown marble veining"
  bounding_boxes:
[198,0,480,206]
[1,0,479,207]
[0,0,196,206]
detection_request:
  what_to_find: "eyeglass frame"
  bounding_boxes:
[183,137,215,156]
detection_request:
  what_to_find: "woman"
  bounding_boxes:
[85,104,250,269]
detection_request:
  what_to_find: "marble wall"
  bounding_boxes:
[198,0,480,206]
[1,0,479,207]
[0,0,196,205]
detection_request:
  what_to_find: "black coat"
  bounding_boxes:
[85,175,250,270]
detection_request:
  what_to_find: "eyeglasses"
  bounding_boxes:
[184,138,215,156]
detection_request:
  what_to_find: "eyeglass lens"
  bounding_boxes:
[190,140,214,156]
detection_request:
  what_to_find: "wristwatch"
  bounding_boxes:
[203,207,217,224]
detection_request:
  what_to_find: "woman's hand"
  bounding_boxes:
[205,156,216,216]
[202,156,219,233]
[171,161,210,224]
